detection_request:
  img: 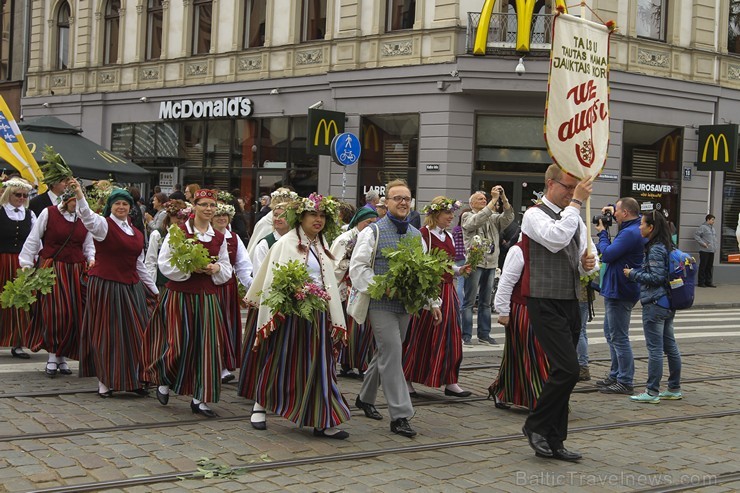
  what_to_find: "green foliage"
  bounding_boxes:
[260,260,330,321]
[167,224,213,274]
[368,235,452,314]
[0,267,56,311]
[465,234,492,272]
[40,145,73,186]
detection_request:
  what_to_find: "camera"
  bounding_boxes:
[592,210,613,228]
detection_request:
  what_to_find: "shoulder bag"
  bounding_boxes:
[346,224,380,324]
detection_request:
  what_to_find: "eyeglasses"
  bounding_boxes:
[13,193,29,199]
[551,179,577,192]
[389,196,412,203]
[196,202,217,208]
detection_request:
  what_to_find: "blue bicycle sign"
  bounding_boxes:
[331,132,361,166]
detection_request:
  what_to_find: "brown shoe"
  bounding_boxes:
[578,366,591,381]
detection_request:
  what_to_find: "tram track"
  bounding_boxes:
[27,408,740,493]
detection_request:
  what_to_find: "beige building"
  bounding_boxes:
[19,0,740,280]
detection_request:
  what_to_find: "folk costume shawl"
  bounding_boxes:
[246,226,347,350]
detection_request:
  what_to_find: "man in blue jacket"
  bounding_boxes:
[594,198,644,395]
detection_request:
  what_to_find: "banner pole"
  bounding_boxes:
[580,1,586,18]
[586,195,592,255]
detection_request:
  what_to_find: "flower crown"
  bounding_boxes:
[177,206,193,220]
[284,193,340,228]
[422,198,461,215]
[164,199,188,216]
[214,203,235,218]
[217,191,234,203]
[2,178,33,191]
[271,189,299,202]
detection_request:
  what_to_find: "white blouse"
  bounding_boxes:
[224,228,253,289]
[157,221,232,286]
[18,205,95,269]
[252,230,281,277]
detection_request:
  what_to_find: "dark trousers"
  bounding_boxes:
[698,251,714,286]
[525,297,581,449]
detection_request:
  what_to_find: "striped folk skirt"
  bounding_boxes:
[144,288,225,403]
[0,253,30,347]
[238,311,351,429]
[339,315,376,372]
[26,258,86,358]
[488,301,550,410]
[78,276,150,391]
[403,281,463,388]
[215,281,241,371]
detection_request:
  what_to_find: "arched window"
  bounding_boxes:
[56,1,70,70]
[192,0,212,55]
[103,0,120,65]
[146,0,164,60]
[243,0,266,49]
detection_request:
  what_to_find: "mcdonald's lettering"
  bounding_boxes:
[659,135,680,162]
[97,150,127,164]
[314,119,339,147]
[702,134,729,163]
[696,124,738,172]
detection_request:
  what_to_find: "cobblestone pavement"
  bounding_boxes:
[0,304,738,493]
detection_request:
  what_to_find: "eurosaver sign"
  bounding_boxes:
[159,97,253,119]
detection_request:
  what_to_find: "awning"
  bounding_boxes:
[9,116,150,182]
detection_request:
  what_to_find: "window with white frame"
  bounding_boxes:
[729,0,740,54]
[103,0,120,65]
[146,0,164,60]
[192,0,212,55]
[301,0,326,42]
[243,0,266,48]
[56,1,70,70]
[636,0,666,41]
[387,0,415,32]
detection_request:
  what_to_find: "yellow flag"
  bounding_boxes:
[0,96,46,193]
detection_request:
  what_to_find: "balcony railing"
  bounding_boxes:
[466,12,554,54]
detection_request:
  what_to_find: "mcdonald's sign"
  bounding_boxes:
[97,150,127,164]
[696,124,738,172]
[307,108,345,156]
[659,134,681,163]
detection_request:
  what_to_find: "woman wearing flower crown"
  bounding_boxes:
[402,196,472,398]
[246,188,298,260]
[0,177,37,359]
[144,200,189,290]
[239,193,351,439]
[211,202,253,384]
[69,178,157,397]
[19,186,95,376]
[145,189,233,418]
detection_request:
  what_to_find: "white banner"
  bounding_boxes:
[545,13,612,179]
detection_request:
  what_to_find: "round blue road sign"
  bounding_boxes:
[331,132,361,166]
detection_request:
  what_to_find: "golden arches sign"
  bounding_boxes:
[702,134,729,163]
[97,150,127,164]
[696,124,738,172]
[314,119,339,147]
[362,124,380,152]
[659,135,681,162]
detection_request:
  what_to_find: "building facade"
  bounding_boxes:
[19,0,740,281]
[0,0,29,115]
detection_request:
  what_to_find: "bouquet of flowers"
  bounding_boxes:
[166,224,214,273]
[261,260,330,321]
[1,267,56,311]
[465,235,491,272]
[368,235,452,314]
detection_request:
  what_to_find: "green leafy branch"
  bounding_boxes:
[167,224,213,274]
[0,267,56,311]
[260,260,329,322]
[40,145,74,186]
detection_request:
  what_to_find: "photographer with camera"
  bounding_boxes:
[594,198,645,395]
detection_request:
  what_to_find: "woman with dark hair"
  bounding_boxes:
[145,192,169,235]
[239,193,350,439]
[70,178,157,397]
[19,187,94,376]
[127,186,146,236]
[624,211,682,404]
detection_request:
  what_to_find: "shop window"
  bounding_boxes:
[636,0,666,41]
[301,0,326,42]
[181,121,205,169]
[156,122,179,158]
[243,0,266,48]
[730,1,740,54]
[0,0,11,80]
[103,0,120,65]
[260,118,289,168]
[620,122,681,231]
[475,115,550,173]
[721,170,740,262]
[111,123,135,158]
[359,114,419,201]
[387,0,415,32]
[192,0,212,55]
[146,0,164,60]
[56,1,70,70]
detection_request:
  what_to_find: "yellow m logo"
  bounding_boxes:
[363,124,380,152]
[659,135,680,162]
[97,150,126,164]
[702,134,729,163]
[314,119,339,147]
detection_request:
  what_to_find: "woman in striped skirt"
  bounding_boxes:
[0,178,36,359]
[70,179,158,397]
[19,187,95,376]
[211,202,252,384]
[403,197,472,398]
[330,206,378,378]
[489,242,549,410]
[146,189,232,418]
[240,193,351,439]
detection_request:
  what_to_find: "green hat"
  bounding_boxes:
[348,206,379,229]
[102,188,134,217]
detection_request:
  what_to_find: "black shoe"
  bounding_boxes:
[190,401,217,418]
[595,376,616,387]
[131,388,149,397]
[599,382,634,395]
[221,373,236,384]
[444,388,472,398]
[487,387,511,409]
[11,347,30,359]
[250,409,266,430]
[355,396,383,420]
[156,387,169,405]
[697,284,706,288]
[522,426,552,457]
[45,362,58,378]
[57,363,73,376]
[706,284,717,288]
[313,428,349,440]
[98,390,114,398]
[408,391,419,398]
[550,447,583,461]
[390,418,417,438]
[339,368,360,379]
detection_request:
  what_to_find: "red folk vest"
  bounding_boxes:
[38,206,87,264]
[166,224,225,295]
[89,217,145,284]
[421,227,455,284]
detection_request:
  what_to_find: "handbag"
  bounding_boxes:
[346,225,379,324]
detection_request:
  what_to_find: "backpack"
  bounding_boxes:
[666,248,696,310]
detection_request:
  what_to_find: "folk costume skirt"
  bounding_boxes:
[238,311,351,429]
[145,288,225,403]
[339,306,376,372]
[403,281,463,387]
[488,301,550,410]
[79,276,150,391]
[215,280,241,371]
[0,253,29,347]
[26,258,86,358]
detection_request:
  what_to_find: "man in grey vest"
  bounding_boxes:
[520,164,598,462]
[350,179,442,438]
